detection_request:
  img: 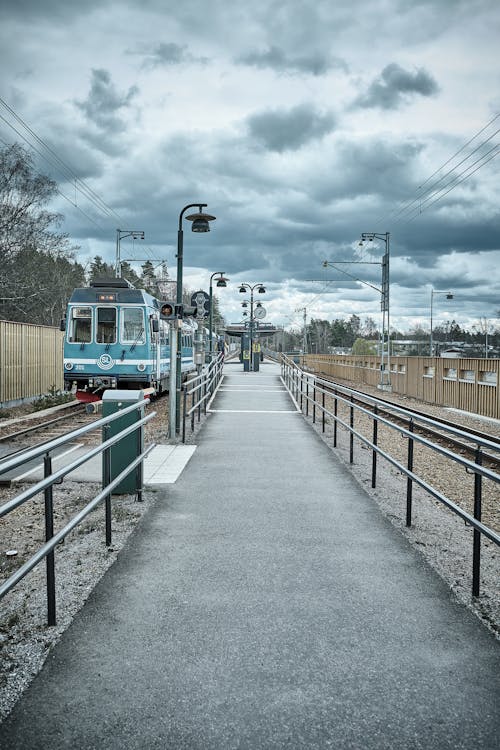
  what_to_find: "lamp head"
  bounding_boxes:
[186,212,216,233]
[446,293,454,299]
[239,285,246,293]
[216,274,228,288]
[257,285,266,294]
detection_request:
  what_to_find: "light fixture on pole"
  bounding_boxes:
[430,289,454,357]
[209,272,229,357]
[115,229,145,277]
[171,204,216,437]
[239,283,266,371]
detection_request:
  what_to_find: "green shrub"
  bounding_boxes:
[32,386,74,411]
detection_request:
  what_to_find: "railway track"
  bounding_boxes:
[0,403,101,463]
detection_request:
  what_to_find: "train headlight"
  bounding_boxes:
[137,363,146,372]
[64,362,74,371]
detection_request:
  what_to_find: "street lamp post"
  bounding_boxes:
[171,203,215,438]
[209,272,229,358]
[115,229,145,277]
[430,289,454,356]
[239,282,266,371]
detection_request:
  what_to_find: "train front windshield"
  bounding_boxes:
[67,305,146,345]
[121,308,145,343]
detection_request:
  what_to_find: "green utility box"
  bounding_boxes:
[102,390,144,494]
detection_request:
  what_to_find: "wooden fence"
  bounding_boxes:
[0,321,64,407]
[304,354,500,420]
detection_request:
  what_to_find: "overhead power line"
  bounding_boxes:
[0,97,121,224]
[0,97,162,265]
[374,113,500,229]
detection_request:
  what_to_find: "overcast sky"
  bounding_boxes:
[1,0,499,332]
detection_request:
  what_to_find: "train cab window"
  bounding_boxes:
[69,307,92,343]
[121,308,145,344]
[96,307,117,344]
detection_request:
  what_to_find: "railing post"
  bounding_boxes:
[136,408,144,502]
[333,390,338,448]
[312,381,316,424]
[472,447,482,597]
[406,419,414,527]
[349,394,354,464]
[322,389,325,433]
[305,378,309,417]
[102,424,112,547]
[44,453,56,627]
[203,372,208,416]
[371,404,378,488]
[182,386,187,443]
[191,382,196,433]
[197,378,202,423]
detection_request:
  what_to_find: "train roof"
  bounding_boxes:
[68,279,160,307]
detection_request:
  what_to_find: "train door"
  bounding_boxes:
[148,310,161,385]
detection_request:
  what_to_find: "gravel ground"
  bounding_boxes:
[0,372,499,723]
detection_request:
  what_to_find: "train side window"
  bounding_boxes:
[121,308,145,344]
[96,307,117,344]
[69,307,92,343]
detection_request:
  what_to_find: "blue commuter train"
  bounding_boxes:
[62,278,196,402]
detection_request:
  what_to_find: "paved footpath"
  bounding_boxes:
[1,362,499,749]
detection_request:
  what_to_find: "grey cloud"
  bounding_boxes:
[237,45,348,76]
[0,0,102,19]
[355,63,439,110]
[247,104,335,152]
[138,42,209,69]
[76,69,138,133]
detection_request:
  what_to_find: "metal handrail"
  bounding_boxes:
[182,353,224,441]
[0,400,155,625]
[0,399,149,476]
[281,355,500,597]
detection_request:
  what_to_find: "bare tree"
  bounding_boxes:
[0,143,83,324]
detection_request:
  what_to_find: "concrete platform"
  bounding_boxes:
[1,362,499,749]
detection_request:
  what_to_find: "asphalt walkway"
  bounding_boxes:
[1,361,499,749]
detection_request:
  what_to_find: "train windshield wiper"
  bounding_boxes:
[130,328,144,352]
